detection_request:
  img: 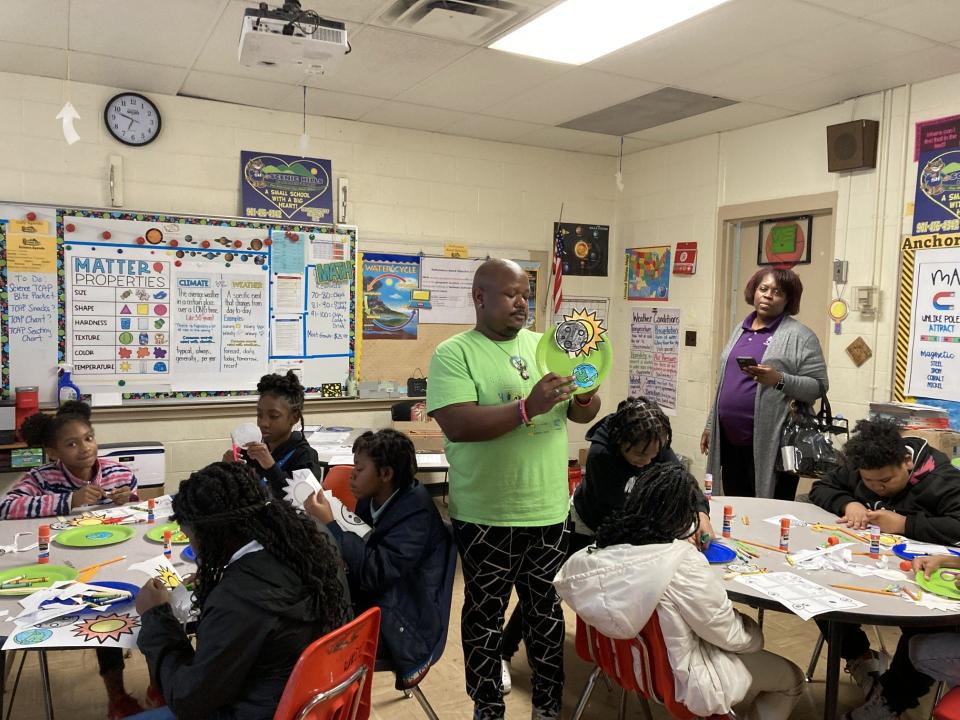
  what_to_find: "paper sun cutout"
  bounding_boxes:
[72,612,140,644]
[555,309,607,357]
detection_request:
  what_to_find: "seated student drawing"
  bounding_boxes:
[134,462,351,719]
[305,429,451,690]
[555,463,804,720]
[809,417,960,720]
[222,371,323,498]
[0,401,142,718]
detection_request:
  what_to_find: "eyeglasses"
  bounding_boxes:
[757,284,785,298]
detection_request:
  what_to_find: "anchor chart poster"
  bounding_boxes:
[361,253,420,340]
[240,150,333,223]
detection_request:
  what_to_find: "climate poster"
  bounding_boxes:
[240,150,332,223]
[361,253,420,340]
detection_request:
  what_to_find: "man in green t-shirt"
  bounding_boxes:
[427,258,601,720]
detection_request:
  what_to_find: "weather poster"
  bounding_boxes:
[361,253,420,340]
[240,150,333,224]
[625,246,671,301]
[913,148,960,235]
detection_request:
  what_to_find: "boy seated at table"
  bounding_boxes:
[809,417,960,720]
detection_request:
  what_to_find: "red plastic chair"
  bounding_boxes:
[934,686,960,720]
[323,464,358,512]
[274,607,380,720]
[571,614,734,720]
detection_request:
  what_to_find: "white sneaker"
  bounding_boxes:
[845,650,889,698]
[501,659,512,695]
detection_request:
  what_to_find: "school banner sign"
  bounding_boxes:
[240,150,332,223]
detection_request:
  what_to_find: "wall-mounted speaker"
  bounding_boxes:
[826,119,879,172]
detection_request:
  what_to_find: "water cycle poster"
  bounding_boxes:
[625,246,671,301]
[914,148,960,235]
[240,150,333,224]
[361,253,420,340]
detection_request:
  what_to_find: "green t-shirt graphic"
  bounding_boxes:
[427,329,569,527]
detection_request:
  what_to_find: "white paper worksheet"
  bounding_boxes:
[734,571,865,620]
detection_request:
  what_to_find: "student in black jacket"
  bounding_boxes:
[809,418,960,720]
[305,429,451,690]
[223,371,323,498]
[135,462,352,720]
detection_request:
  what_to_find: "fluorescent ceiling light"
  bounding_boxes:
[490,0,730,65]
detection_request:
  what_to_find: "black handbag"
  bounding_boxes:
[776,387,849,477]
[406,369,427,397]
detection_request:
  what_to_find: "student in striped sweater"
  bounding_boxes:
[0,401,143,718]
[0,400,138,520]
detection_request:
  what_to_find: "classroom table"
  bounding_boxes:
[0,508,196,719]
[709,496,960,720]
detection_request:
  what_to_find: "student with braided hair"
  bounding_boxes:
[305,428,451,691]
[134,461,351,720]
[555,463,804,720]
[223,371,323,498]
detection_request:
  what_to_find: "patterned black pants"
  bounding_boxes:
[453,520,569,719]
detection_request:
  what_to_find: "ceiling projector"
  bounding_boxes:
[239,1,348,75]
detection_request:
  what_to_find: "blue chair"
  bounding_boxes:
[374,521,458,720]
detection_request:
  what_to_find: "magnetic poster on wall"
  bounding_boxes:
[240,150,333,224]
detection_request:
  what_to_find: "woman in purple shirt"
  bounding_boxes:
[700,268,828,499]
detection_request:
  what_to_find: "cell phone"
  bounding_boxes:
[736,356,759,370]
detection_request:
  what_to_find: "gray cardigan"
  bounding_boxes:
[704,315,828,498]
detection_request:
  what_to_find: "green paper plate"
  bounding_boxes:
[915,568,960,601]
[53,525,134,548]
[145,523,190,544]
[535,323,611,395]
[0,564,78,595]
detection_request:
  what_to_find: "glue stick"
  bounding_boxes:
[779,518,791,552]
[869,525,881,559]
[38,524,50,564]
[704,473,713,499]
[147,498,155,524]
[163,529,172,559]
[722,505,733,538]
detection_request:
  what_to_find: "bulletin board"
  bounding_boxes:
[0,202,355,404]
[358,252,547,383]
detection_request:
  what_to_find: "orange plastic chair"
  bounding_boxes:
[571,614,734,720]
[935,686,960,720]
[323,464,358,512]
[273,607,380,720]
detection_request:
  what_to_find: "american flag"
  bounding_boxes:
[552,222,564,315]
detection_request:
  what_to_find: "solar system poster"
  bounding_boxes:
[361,253,420,340]
[555,223,608,277]
[240,150,333,224]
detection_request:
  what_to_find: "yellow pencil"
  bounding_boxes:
[830,583,898,597]
[735,538,788,554]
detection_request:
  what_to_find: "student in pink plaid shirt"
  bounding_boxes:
[0,400,138,519]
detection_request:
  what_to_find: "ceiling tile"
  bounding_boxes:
[304,26,471,98]
[359,100,467,132]
[69,0,228,67]
[0,0,68,47]
[629,103,794,144]
[303,0,386,23]
[443,114,544,143]
[579,135,661,156]
[799,0,904,17]
[0,41,66,80]
[514,126,602,153]
[751,75,865,112]
[398,48,568,113]
[561,87,735,135]
[682,51,831,101]
[588,0,841,85]
[780,20,935,74]
[69,54,188,96]
[485,69,660,126]
[180,70,297,109]
[865,0,960,43]
[853,44,960,90]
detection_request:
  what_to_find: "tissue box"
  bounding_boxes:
[393,420,445,453]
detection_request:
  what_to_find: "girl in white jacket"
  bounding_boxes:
[554,463,804,720]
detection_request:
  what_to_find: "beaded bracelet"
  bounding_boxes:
[518,398,532,425]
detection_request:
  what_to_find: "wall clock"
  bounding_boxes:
[104,92,162,146]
